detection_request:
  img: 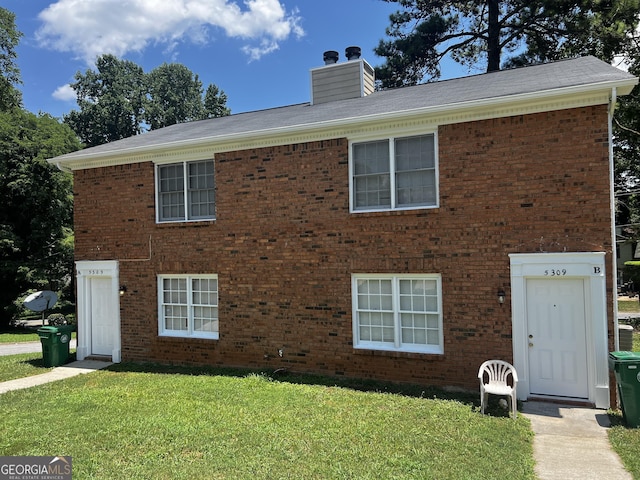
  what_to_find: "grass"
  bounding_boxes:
[0,330,40,343]
[0,352,54,382]
[0,329,76,344]
[618,299,640,313]
[0,364,536,479]
[0,331,76,382]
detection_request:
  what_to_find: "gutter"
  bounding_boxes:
[49,77,639,170]
[55,161,72,173]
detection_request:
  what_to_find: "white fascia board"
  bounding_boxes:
[50,77,637,171]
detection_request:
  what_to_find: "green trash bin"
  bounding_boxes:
[38,325,74,367]
[609,351,640,428]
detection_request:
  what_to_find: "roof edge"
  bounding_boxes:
[50,75,637,171]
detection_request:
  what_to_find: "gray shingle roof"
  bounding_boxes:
[50,56,637,164]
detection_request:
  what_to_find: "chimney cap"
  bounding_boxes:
[345,46,361,60]
[323,50,339,65]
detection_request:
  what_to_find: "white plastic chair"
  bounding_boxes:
[478,360,518,420]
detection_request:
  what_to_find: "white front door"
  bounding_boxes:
[76,261,121,362]
[89,277,117,356]
[526,278,589,399]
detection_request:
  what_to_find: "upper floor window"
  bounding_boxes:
[351,133,437,212]
[156,160,215,222]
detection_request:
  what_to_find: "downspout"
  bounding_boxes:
[609,87,619,351]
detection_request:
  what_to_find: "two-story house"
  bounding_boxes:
[49,51,637,408]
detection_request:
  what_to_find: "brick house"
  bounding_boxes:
[49,53,637,408]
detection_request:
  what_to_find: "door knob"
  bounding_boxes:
[529,342,534,347]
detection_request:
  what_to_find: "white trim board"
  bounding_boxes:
[509,252,609,408]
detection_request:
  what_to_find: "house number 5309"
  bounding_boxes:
[545,269,567,276]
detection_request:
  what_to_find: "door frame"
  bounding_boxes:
[76,260,121,362]
[509,252,609,408]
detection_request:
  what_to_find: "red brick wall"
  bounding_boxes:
[73,105,614,390]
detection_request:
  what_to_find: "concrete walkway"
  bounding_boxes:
[0,359,112,394]
[521,401,632,479]
[0,338,108,394]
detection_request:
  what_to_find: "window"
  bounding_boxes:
[351,133,437,212]
[352,274,443,354]
[156,160,215,222]
[158,275,219,339]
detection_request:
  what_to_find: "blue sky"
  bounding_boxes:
[7,0,470,119]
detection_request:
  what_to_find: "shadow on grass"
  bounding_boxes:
[13,352,77,369]
[104,361,515,419]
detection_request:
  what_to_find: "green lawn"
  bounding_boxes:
[0,330,39,343]
[0,352,54,382]
[0,330,76,344]
[0,364,535,479]
[618,299,640,313]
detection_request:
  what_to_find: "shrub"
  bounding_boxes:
[623,262,640,294]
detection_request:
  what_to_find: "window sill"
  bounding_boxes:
[350,206,438,216]
[156,219,216,228]
[353,346,444,360]
[159,333,219,341]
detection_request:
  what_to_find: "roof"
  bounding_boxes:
[50,56,638,170]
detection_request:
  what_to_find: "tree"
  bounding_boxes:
[66,55,231,145]
[613,37,640,243]
[0,109,81,324]
[375,0,640,88]
[64,54,146,147]
[146,63,206,129]
[203,84,231,119]
[0,7,22,111]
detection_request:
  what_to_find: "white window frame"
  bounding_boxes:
[158,274,219,340]
[155,160,216,223]
[349,132,439,213]
[352,274,443,354]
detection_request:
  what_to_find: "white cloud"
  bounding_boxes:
[35,0,304,64]
[52,84,76,102]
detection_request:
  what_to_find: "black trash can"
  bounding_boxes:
[609,351,640,428]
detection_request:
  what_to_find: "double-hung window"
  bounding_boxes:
[158,275,219,339]
[156,160,215,222]
[352,274,443,354]
[351,133,437,212]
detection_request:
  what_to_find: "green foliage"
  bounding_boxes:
[0,367,535,479]
[624,262,640,292]
[375,0,640,88]
[0,108,81,324]
[145,63,229,129]
[0,7,22,111]
[65,55,231,146]
[146,63,203,129]
[64,54,146,147]
[614,49,640,238]
[203,83,230,119]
